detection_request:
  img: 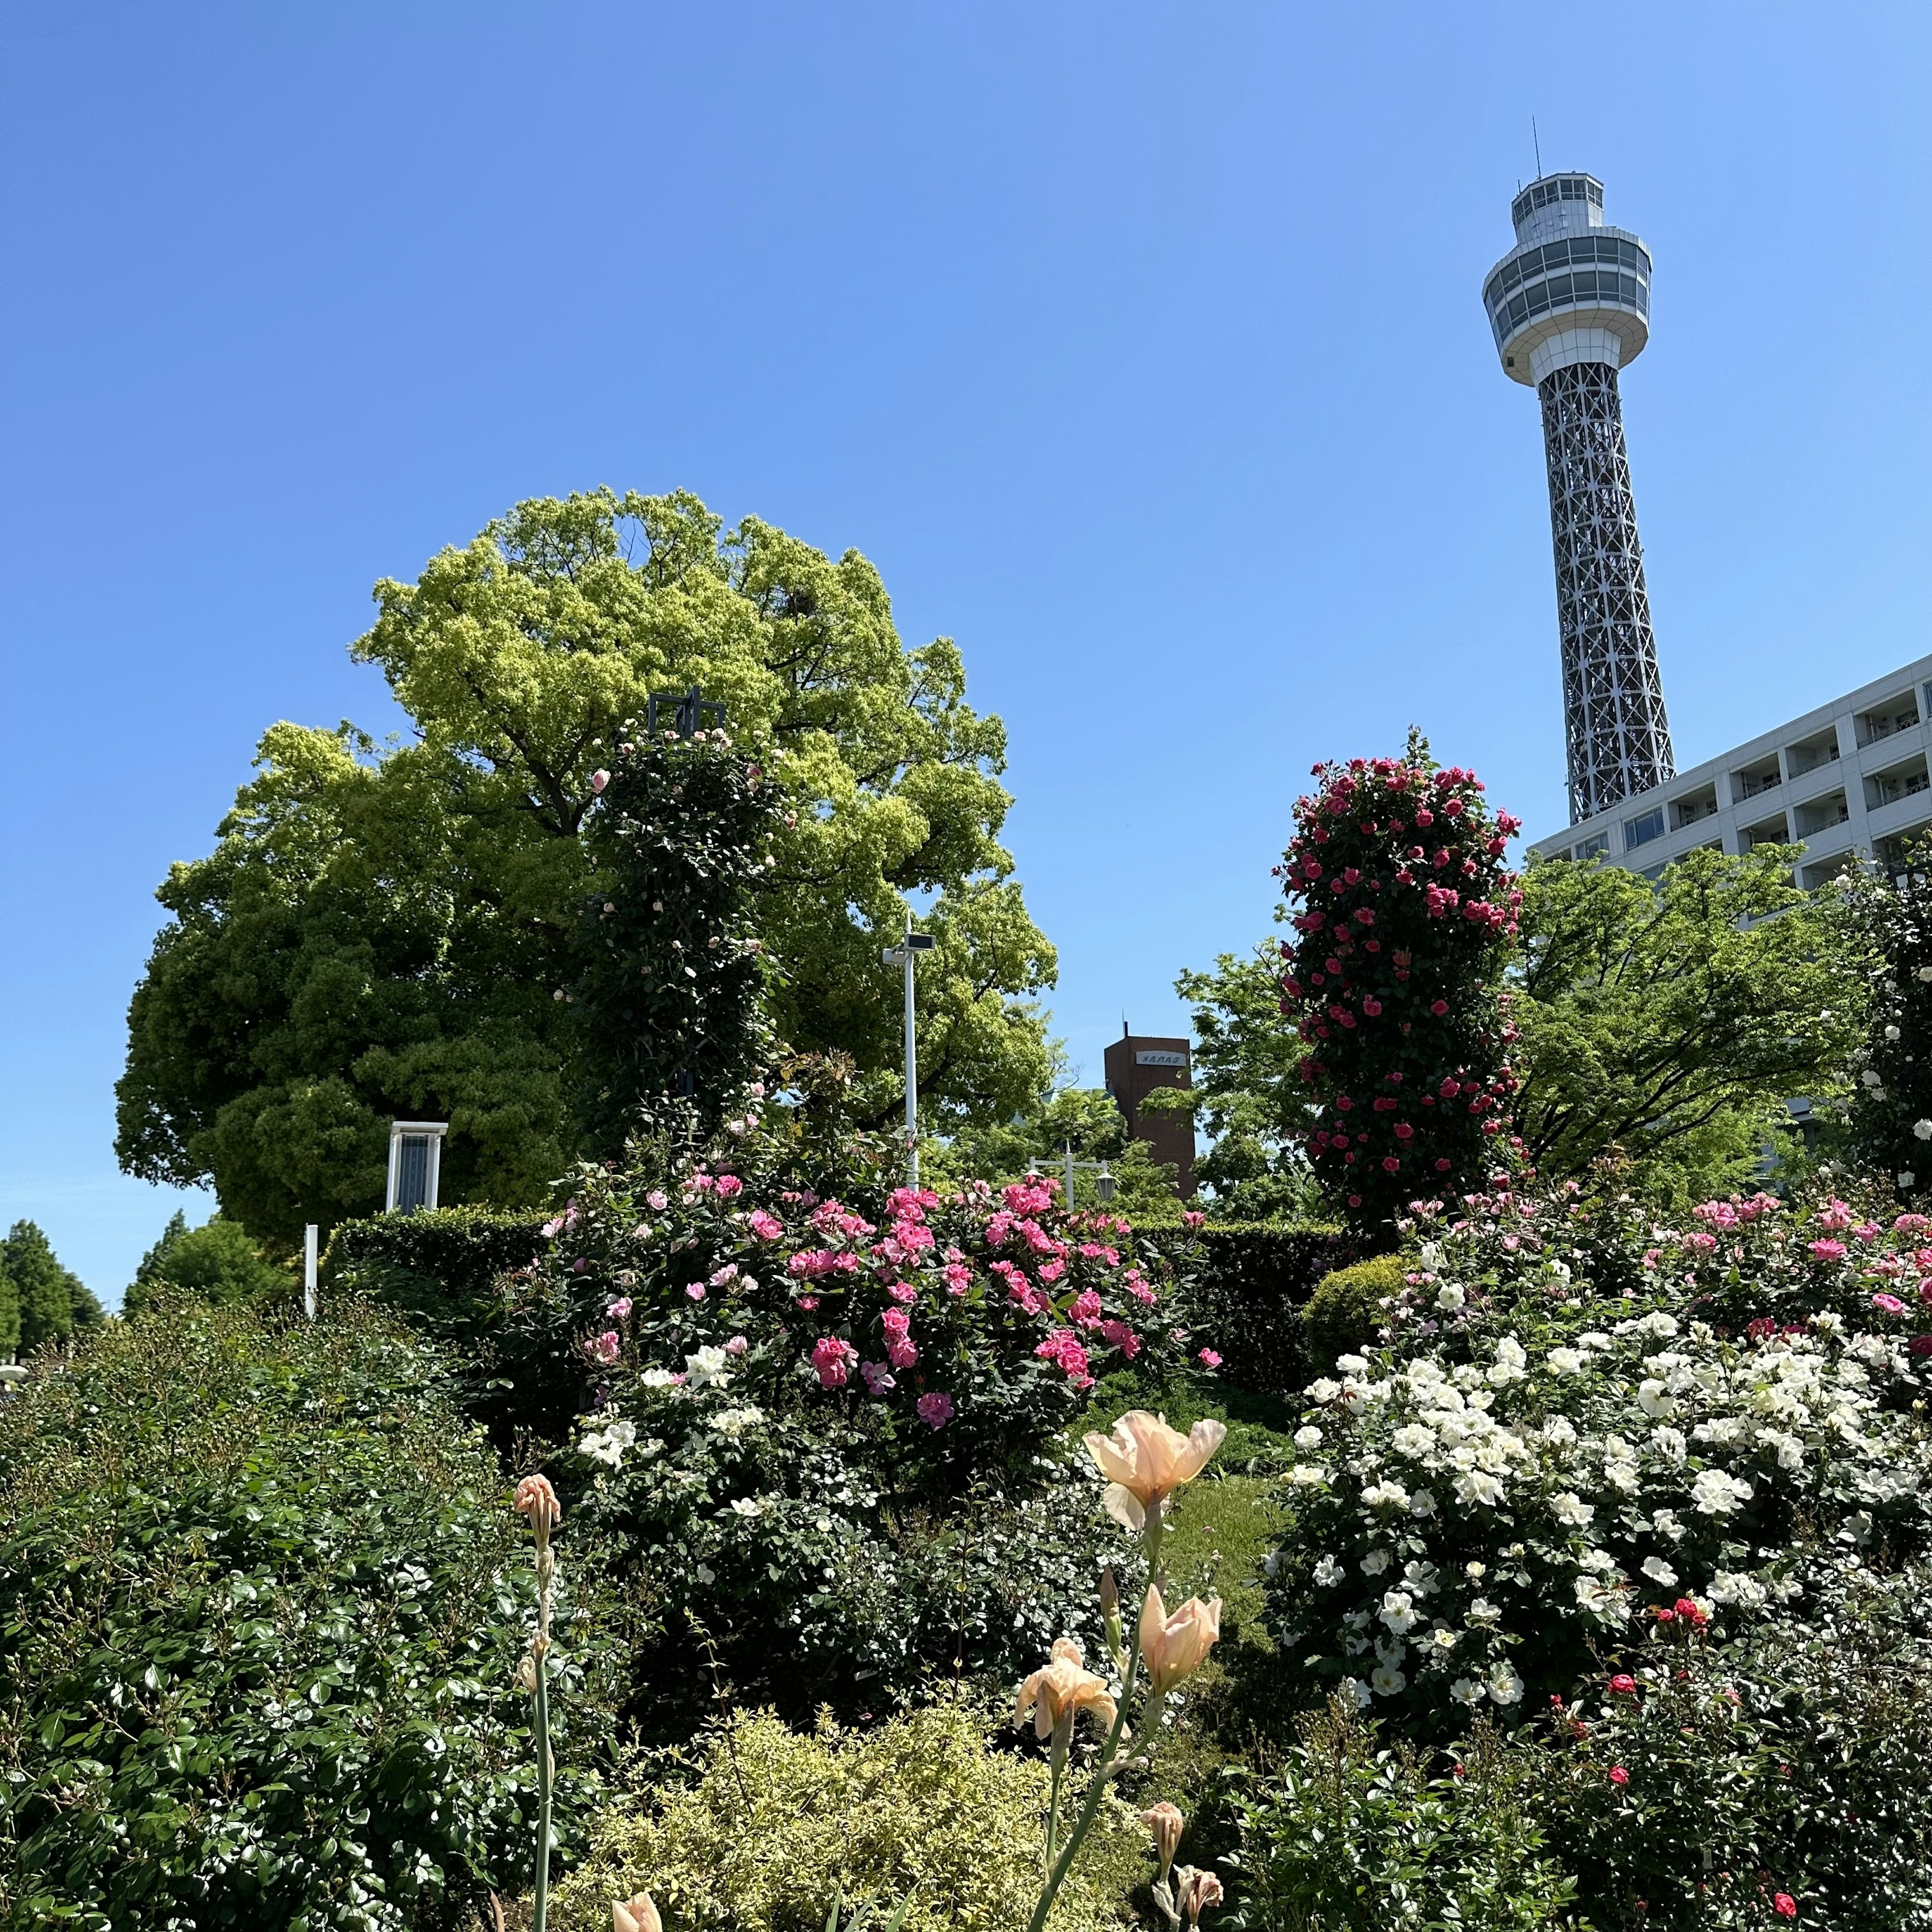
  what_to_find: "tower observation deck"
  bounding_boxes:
[1484,172,1674,823]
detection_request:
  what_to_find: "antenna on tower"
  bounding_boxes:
[1532,116,1543,180]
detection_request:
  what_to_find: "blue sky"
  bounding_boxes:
[3,3,1928,1302]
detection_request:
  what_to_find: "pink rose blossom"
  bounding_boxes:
[714,1174,744,1199]
[725,1334,749,1354]
[916,1391,954,1428]
[686,1284,707,1301]
[647,1189,669,1211]
[589,768,610,793]
[1872,1292,1907,1316]
[585,1331,620,1365]
[1808,1239,1847,1263]
[748,1210,786,1241]
[860,1360,896,1396]
[606,1297,633,1319]
[1197,1347,1223,1370]
[810,1336,859,1389]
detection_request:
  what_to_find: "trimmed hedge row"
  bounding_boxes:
[323,1206,572,1442]
[1140,1220,1361,1396]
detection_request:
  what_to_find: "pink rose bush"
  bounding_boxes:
[1275,747,1521,1231]
[518,1119,1212,1729]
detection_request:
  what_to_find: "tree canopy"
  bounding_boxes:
[1153,942,1320,1221]
[1509,846,1862,1199]
[117,491,1057,1244]
[2,1223,101,1356]
[123,1211,288,1317]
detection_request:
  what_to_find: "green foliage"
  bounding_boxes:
[2,1220,100,1354]
[323,1205,566,1440]
[1141,1222,1356,1397]
[118,490,1057,1245]
[1279,740,1522,1233]
[543,1141,1187,1728]
[575,729,786,1151]
[1301,1254,1406,1375]
[938,1083,1182,1217]
[0,1295,628,1929]
[1159,942,1318,1219]
[123,1209,288,1316]
[1224,1698,1583,1930]
[1261,1180,1932,1736]
[1534,1564,1932,1930]
[1838,835,1932,1196]
[0,1247,16,1361]
[1512,848,1863,1202]
[548,1700,1148,1932]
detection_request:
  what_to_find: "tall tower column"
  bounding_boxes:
[1483,172,1674,824]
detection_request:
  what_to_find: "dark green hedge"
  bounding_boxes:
[323,1207,580,1443]
[1140,1220,1359,1396]
[0,1294,625,1929]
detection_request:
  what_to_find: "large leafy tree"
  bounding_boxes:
[1149,941,1322,1221]
[123,1211,287,1317]
[118,492,1057,1244]
[3,1223,102,1355]
[1509,845,1863,1200]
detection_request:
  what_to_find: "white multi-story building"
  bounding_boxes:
[1531,655,1932,885]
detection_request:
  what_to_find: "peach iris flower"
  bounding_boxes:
[1083,1410,1227,1530]
[612,1896,661,1932]
[1014,1636,1118,1741]
[1140,1584,1222,1696]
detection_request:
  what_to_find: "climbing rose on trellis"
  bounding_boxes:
[1278,737,1521,1230]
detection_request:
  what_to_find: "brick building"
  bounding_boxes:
[1103,1027,1196,1198]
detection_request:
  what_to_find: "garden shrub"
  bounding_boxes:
[544,1142,1199,1725]
[326,1205,568,1440]
[548,1699,1149,1932]
[1223,1697,1582,1929]
[1260,1178,1932,1733]
[1275,737,1522,1231]
[0,1294,625,1931]
[1532,1561,1932,1930]
[1144,1221,1355,1398]
[1301,1253,1406,1373]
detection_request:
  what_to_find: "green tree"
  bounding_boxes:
[0,1248,18,1361]
[1812,837,1928,1195]
[3,1223,99,1354]
[117,491,1057,1245]
[937,1082,1182,1216]
[1146,940,1321,1221]
[573,727,784,1151]
[123,1211,287,1317]
[1510,845,1863,1202]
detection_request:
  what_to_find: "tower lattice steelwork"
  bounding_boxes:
[1483,172,1673,824]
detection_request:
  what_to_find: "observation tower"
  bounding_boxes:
[1484,172,1674,823]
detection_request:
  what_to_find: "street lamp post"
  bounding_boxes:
[1030,1141,1117,1209]
[880,915,937,1185]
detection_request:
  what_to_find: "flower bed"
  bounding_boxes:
[1262,1181,1932,1730]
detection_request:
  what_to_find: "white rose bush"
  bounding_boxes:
[1263,1176,1932,1731]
